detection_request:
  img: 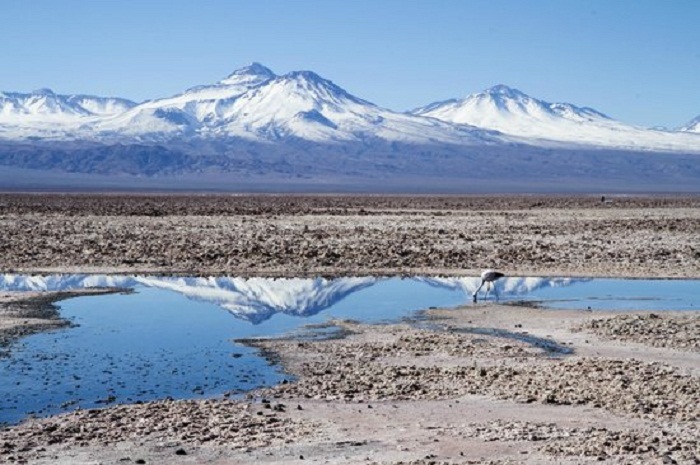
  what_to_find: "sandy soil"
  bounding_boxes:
[0,194,699,464]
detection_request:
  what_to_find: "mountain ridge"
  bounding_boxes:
[1,64,699,192]
[1,65,698,152]
[411,84,700,152]
[1,63,500,146]
[0,89,136,121]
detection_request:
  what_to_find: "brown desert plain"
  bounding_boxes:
[0,193,699,465]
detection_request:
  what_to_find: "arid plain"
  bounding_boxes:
[0,194,699,464]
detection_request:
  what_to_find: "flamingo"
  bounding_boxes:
[472,269,505,302]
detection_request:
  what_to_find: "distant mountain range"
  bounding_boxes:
[412,85,700,151]
[1,63,504,146]
[1,63,699,192]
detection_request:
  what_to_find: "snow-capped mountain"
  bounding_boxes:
[91,63,500,145]
[413,84,610,123]
[0,89,136,121]
[1,66,698,152]
[413,85,700,153]
[90,63,276,139]
[680,115,700,133]
[1,64,700,192]
[0,89,137,140]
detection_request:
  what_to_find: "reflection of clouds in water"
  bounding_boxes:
[0,274,377,324]
[418,276,589,296]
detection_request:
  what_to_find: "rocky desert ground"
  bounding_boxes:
[0,193,699,464]
[1,193,699,277]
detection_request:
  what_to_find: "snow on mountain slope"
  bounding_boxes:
[218,62,277,88]
[680,115,700,133]
[89,63,278,138]
[413,85,700,153]
[0,89,137,140]
[92,107,200,139]
[201,69,499,144]
[65,95,136,116]
[1,68,698,153]
[0,89,135,121]
[105,63,275,124]
[0,64,273,140]
[0,89,87,122]
[91,64,501,145]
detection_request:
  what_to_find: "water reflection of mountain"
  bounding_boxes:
[136,276,378,324]
[418,276,589,297]
[0,274,591,323]
[0,274,378,324]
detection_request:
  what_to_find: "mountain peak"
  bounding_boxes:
[481,84,527,99]
[412,84,657,149]
[283,70,326,83]
[33,88,56,96]
[231,62,275,77]
[219,62,276,86]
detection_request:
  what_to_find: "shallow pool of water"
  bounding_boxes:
[1,274,698,425]
[0,276,468,424]
[522,278,699,310]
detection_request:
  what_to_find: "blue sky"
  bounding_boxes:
[2,0,698,128]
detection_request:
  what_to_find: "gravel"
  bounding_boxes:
[0,398,317,464]
[1,194,699,464]
[3,315,699,464]
[461,420,699,464]
[1,194,699,277]
[250,321,699,463]
[255,324,700,422]
[575,314,700,352]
